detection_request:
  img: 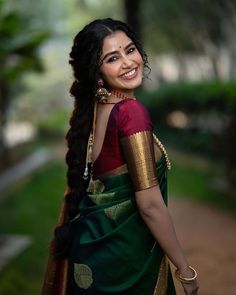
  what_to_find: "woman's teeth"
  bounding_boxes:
[123,68,136,77]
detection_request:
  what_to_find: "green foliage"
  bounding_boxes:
[0,1,50,161]
[138,81,236,186]
[37,108,70,138]
[168,151,236,212]
[141,0,236,52]
[0,5,50,81]
[138,81,236,123]
[0,161,66,295]
[66,0,123,37]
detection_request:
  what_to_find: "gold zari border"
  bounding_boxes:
[153,256,168,295]
[93,164,128,180]
[41,188,70,295]
[121,131,158,191]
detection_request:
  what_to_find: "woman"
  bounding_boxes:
[42,18,198,295]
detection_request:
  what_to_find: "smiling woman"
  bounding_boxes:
[100,31,143,95]
[42,18,198,295]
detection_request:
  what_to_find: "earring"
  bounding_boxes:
[95,79,111,103]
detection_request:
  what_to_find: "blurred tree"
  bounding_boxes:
[0,0,49,168]
[5,0,68,36]
[123,0,141,38]
[141,0,236,79]
[142,0,236,50]
[69,0,122,36]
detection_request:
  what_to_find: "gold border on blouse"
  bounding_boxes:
[93,132,165,185]
[120,131,158,191]
[93,164,128,180]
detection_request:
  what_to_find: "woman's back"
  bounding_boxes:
[92,99,153,179]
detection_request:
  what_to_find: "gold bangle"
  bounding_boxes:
[175,266,197,284]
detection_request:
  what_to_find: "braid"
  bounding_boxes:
[53,18,150,259]
[65,84,94,210]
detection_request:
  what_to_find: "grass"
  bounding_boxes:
[37,108,70,138]
[168,150,236,212]
[0,161,66,295]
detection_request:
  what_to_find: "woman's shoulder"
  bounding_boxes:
[115,98,150,121]
[115,99,153,136]
[117,98,147,113]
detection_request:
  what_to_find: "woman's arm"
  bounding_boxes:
[135,185,190,274]
[118,101,198,293]
[135,185,199,294]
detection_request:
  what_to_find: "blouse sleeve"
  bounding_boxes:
[118,100,158,191]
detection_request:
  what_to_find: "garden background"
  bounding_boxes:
[0,0,236,294]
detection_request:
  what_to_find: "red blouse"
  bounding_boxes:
[92,99,153,178]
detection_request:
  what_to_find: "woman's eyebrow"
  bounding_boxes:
[101,42,134,61]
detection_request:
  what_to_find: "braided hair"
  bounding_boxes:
[53,18,150,259]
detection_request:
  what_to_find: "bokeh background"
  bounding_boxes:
[0,0,236,294]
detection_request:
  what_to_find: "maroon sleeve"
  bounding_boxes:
[117,99,153,137]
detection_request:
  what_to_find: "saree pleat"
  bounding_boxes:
[41,189,70,295]
[69,156,176,294]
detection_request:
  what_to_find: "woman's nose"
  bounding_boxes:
[121,55,133,67]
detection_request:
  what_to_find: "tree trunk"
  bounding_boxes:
[0,80,10,170]
[123,0,141,40]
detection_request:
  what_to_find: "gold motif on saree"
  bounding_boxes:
[104,200,132,221]
[121,131,158,191]
[74,263,93,289]
[89,192,115,205]
[87,179,105,194]
[153,256,168,295]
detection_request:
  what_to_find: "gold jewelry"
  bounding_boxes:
[175,266,197,284]
[153,134,171,170]
[95,79,111,103]
[83,101,98,180]
[111,90,135,100]
[98,90,136,104]
[84,89,135,179]
[83,133,93,180]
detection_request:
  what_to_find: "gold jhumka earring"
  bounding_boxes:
[95,79,111,103]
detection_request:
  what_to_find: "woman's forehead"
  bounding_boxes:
[102,31,132,54]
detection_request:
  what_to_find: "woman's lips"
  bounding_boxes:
[120,67,138,80]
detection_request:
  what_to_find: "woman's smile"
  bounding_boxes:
[100,30,143,95]
[119,67,138,80]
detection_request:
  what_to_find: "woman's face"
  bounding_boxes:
[100,30,143,96]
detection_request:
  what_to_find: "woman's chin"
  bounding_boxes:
[120,77,143,91]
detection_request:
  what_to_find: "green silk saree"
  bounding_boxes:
[69,155,176,294]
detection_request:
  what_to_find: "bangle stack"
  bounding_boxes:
[175,266,197,284]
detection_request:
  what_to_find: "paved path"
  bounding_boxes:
[169,198,236,295]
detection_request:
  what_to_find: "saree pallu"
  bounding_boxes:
[69,156,176,295]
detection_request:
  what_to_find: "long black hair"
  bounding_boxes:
[53,18,149,259]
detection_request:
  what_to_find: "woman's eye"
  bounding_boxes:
[107,56,118,63]
[127,47,136,54]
